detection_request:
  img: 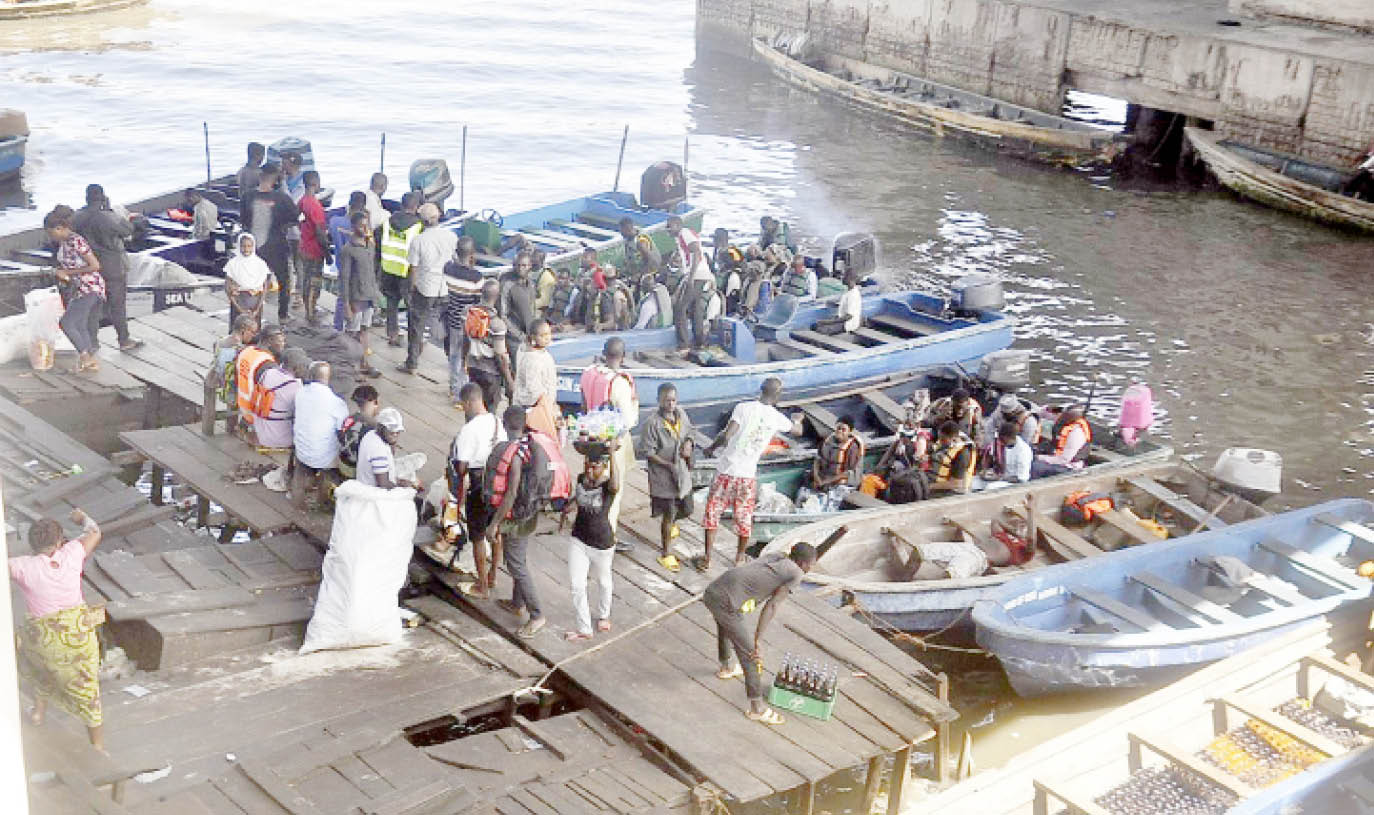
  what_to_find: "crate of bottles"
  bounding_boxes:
[767,654,839,721]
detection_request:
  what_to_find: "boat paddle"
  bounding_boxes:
[814,525,849,562]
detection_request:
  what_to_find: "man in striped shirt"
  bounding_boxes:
[445,236,484,405]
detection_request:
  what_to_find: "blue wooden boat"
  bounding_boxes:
[549,290,1014,407]
[0,109,26,180]
[448,191,705,280]
[973,498,1374,696]
[1229,743,1374,814]
[759,459,1259,632]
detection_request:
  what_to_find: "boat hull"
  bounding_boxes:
[0,135,25,180]
[973,498,1374,696]
[752,38,1118,167]
[1185,126,1374,233]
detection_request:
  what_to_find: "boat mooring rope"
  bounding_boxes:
[848,600,987,656]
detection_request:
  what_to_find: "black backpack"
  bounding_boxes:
[483,436,552,522]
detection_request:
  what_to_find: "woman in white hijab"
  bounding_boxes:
[223,232,274,328]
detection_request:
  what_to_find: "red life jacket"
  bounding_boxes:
[1052,417,1092,461]
[1061,490,1113,525]
[579,365,634,412]
[235,347,276,422]
[528,430,571,501]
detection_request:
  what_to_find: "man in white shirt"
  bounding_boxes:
[291,361,350,508]
[364,173,389,244]
[356,407,415,489]
[443,382,508,594]
[815,270,862,334]
[399,203,458,374]
[977,421,1034,490]
[699,377,804,570]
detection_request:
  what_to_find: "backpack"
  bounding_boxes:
[465,305,492,340]
[337,414,369,470]
[1061,491,1114,525]
[483,436,552,522]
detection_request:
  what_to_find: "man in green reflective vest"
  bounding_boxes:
[379,191,422,346]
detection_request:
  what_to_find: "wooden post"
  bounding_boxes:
[217,523,237,545]
[196,495,210,529]
[936,672,951,784]
[201,375,217,436]
[860,755,884,814]
[150,465,165,506]
[886,746,911,815]
[537,691,556,721]
[956,731,975,780]
[111,779,126,804]
[799,781,815,815]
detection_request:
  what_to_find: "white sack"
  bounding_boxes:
[300,479,417,654]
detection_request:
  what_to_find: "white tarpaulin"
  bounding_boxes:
[300,480,417,654]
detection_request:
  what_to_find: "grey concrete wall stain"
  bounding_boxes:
[698,0,1374,164]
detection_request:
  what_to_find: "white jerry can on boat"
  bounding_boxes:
[1212,448,1282,504]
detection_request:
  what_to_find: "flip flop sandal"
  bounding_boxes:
[596,619,612,633]
[495,599,524,616]
[517,618,546,638]
[669,523,680,539]
[690,555,710,574]
[564,630,594,642]
[657,554,681,573]
[746,708,785,726]
[460,582,488,598]
[715,665,744,680]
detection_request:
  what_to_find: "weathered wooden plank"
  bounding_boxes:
[104,586,257,621]
[261,533,324,572]
[238,757,325,815]
[94,550,175,597]
[162,549,231,590]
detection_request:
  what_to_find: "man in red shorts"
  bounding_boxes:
[698,377,804,571]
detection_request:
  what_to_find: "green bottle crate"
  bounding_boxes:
[767,682,836,721]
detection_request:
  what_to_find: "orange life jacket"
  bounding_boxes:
[932,437,975,491]
[1052,417,1092,461]
[235,347,276,422]
[1062,490,1113,525]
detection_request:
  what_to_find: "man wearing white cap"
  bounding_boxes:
[399,202,458,374]
[357,407,415,489]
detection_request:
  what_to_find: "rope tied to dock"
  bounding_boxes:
[848,599,987,656]
[512,594,705,702]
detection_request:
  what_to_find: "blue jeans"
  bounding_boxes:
[447,323,467,400]
[59,293,103,354]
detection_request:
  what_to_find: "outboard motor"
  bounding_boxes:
[409,159,454,212]
[266,136,317,172]
[950,273,1004,316]
[977,349,1031,393]
[640,161,686,210]
[1212,448,1282,505]
[1117,382,1154,446]
[832,232,879,278]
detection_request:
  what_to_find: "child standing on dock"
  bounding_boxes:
[559,441,617,641]
[636,383,694,572]
[337,211,382,378]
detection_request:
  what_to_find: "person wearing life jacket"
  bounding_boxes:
[618,217,663,283]
[462,279,514,413]
[983,393,1040,447]
[579,338,639,552]
[531,249,557,316]
[738,257,774,320]
[213,314,260,435]
[778,253,818,301]
[666,215,715,351]
[633,273,674,329]
[1032,405,1092,478]
[483,406,549,639]
[929,387,983,442]
[578,272,618,333]
[810,415,864,490]
[378,191,422,347]
[235,323,286,433]
[929,421,976,494]
[757,215,795,254]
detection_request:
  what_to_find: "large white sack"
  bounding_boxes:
[299,479,417,654]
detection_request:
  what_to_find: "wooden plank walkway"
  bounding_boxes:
[426,461,956,806]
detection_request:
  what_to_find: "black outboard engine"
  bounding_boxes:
[949,273,1005,316]
[409,159,454,212]
[831,232,879,278]
[640,161,686,210]
[977,349,1032,393]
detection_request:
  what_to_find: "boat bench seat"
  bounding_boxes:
[551,219,620,240]
[842,491,888,509]
[635,352,695,369]
[851,327,897,346]
[1314,512,1374,547]
[1259,538,1361,589]
[868,313,942,338]
[1008,505,1101,561]
[1071,589,1169,632]
[775,336,835,358]
[474,252,508,267]
[1123,476,1224,529]
[800,404,839,437]
[1131,571,1244,624]
[861,391,908,433]
[791,329,863,352]
[1095,509,1166,548]
[575,213,621,230]
[517,227,583,248]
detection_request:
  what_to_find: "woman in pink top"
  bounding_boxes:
[8,509,106,752]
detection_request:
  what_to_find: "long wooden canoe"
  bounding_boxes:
[1185,126,1374,232]
[760,459,1266,632]
[914,621,1373,814]
[751,37,1121,167]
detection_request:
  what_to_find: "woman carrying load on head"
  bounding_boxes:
[9,510,107,753]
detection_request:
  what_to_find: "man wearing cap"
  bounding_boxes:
[983,393,1039,447]
[357,407,418,489]
[399,202,457,374]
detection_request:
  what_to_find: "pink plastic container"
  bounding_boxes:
[1118,383,1154,444]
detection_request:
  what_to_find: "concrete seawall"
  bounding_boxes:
[698,0,1374,165]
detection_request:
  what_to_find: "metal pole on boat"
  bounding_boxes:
[379,132,386,174]
[202,122,211,185]
[612,124,629,193]
[460,125,467,213]
[682,135,689,204]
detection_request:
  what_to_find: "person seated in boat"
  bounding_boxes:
[184,187,218,241]
[809,415,864,492]
[547,267,577,328]
[602,265,634,330]
[977,421,1033,489]
[579,272,618,334]
[579,245,606,290]
[532,249,557,317]
[982,393,1040,447]
[888,530,1018,582]
[1341,150,1374,202]
[928,387,983,441]
[737,252,775,321]
[634,273,675,329]
[618,217,663,283]
[813,270,862,335]
[777,252,818,302]
[1031,404,1092,478]
[928,421,976,495]
[870,401,932,494]
[756,216,795,254]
